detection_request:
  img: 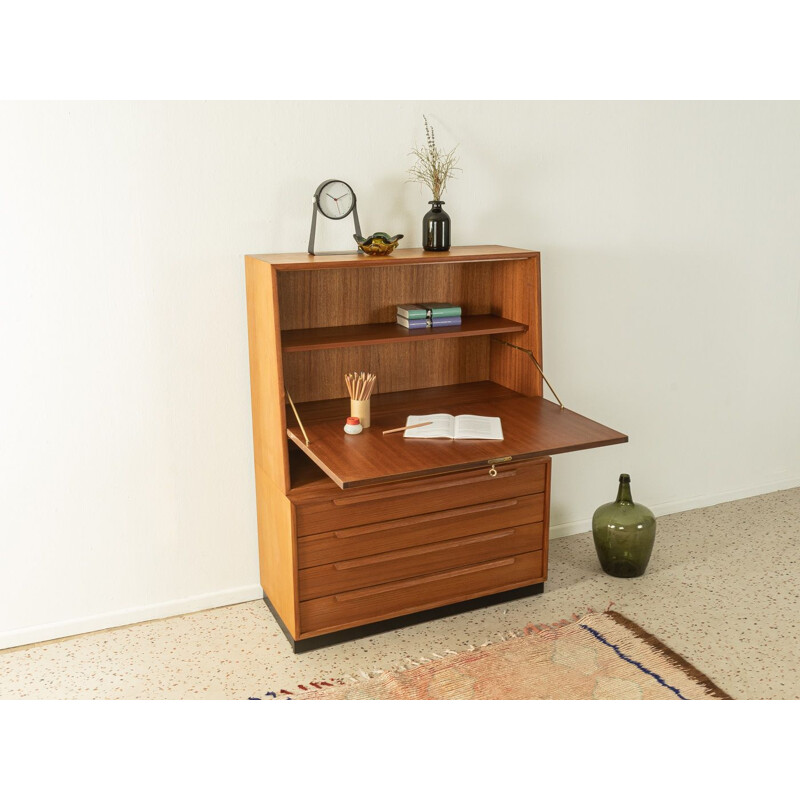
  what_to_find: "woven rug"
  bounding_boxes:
[257,609,731,700]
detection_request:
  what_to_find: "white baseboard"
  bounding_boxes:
[549,475,800,540]
[0,584,264,651]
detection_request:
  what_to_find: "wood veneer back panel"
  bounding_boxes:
[282,337,491,404]
[277,257,539,404]
[277,262,498,330]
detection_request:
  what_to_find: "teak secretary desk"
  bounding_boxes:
[245,245,627,652]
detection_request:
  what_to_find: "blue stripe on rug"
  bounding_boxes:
[579,623,688,700]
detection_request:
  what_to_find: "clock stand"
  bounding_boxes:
[308,178,362,256]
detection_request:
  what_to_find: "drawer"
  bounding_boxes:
[299,522,544,601]
[298,492,545,569]
[294,459,547,537]
[300,549,544,635]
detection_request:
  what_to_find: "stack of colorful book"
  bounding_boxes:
[396,303,462,329]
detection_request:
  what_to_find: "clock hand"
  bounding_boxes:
[326,193,336,200]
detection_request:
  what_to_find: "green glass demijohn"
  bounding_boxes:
[592,474,656,578]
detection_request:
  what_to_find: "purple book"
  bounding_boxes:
[396,316,428,329]
[431,316,462,327]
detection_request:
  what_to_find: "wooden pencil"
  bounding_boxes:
[382,421,433,435]
[345,371,377,401]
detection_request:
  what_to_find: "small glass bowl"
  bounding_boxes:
[354,232,404,256]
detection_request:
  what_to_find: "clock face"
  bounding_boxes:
[317,180,355,220]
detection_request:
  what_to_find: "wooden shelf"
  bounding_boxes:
[285,381,628,489]
[281,315,528,353]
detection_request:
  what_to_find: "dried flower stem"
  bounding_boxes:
[408,115,461,202]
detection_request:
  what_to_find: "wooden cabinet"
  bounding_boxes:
[245,246,626,651]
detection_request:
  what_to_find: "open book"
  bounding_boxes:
[403,414,503,441]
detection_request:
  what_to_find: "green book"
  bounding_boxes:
[424,302,462,318]
[396,304,428,320]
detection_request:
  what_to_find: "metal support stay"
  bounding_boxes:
[491,337,565,410]
[286,390,310,446]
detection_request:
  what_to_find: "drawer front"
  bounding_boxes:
[298,492,545,569]
[299,522,544,601]
[294,460,547,537]
[300,550,544,636]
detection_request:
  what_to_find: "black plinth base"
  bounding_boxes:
[263,582,545,654]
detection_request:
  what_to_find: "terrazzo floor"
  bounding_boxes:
[2,487,799,700]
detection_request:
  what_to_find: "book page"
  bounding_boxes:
[403,414,455,439]
[453,415,504,440]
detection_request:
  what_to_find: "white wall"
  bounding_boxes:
[1,101,799,649]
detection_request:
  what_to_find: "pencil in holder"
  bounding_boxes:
[344,371,376,430]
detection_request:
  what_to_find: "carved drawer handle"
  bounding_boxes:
[332,469,518,506]
[334,558,516,601]
[333,528,517,570]
[332,498,519,539]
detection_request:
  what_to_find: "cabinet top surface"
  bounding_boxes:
[247,245,538,271]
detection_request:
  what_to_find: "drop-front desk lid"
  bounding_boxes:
[286,381,627,489]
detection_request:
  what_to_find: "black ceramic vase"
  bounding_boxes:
[422,200,451,251]
[592,474,656,578]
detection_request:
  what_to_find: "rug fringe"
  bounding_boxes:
[605,609,732,699]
